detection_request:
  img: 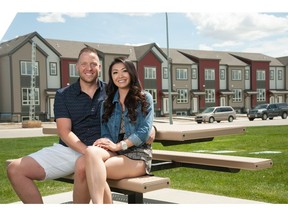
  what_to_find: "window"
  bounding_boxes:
[256,70,265,81]
[257,89,266,101]
[22,88,40,105]
[245,70,250,80]
[176,89,188,103]
[232,69,241,80]
[145,89,157,104]
[20,61,39,76]
[205,69,215,80]
[192,68,197,79]
[176,111,187,116]
[270,70,274,80]
[220,69,225,80]
[98,59,103,78]
[144,67,156,79]
[49,62,57,76]
[278,70,283,80]
[205,89,215,103]
[176,68,188,80]
[69,63,78,77]
[163,67,168,79]
[233,89,242,102]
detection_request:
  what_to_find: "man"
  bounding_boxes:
[7,46,106,203]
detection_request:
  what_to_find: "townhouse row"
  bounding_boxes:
[1,31,288,122]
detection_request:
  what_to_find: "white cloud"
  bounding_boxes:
[242,37,288,57]
[198,44,214,51]
[185,13,288,57]
[36,13,87,23]
[186,13,288,41]
[125,13,153,16]
[212,40,243,48]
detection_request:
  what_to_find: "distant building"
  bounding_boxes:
[1,31,287,122]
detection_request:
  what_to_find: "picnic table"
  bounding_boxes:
[31,123,272,203]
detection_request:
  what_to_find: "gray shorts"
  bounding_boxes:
[29,143,81,180]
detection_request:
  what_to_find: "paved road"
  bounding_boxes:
[156,115,288,130]
[0,116,288,139]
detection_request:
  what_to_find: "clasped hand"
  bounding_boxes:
[93,138,119,152]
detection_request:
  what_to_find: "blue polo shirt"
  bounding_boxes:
[54,79,107,146]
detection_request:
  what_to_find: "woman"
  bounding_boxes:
[83,57,154,203]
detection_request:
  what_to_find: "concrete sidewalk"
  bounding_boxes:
[11,188,267,204]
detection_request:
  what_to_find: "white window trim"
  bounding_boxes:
[205,69,215,80]
[145,89,157,104]
[205,89,215,103]
[177,88,188,103]
[144,67,156,79]
[176,68,188,80]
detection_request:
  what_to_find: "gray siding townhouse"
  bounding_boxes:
[0,32,61,122]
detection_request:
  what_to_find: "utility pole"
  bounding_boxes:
[166,12,173,124]
[29,41,36,121]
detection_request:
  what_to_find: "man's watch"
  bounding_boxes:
[120,140,128,150]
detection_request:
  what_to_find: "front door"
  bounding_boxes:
[220,97,226,106]
[163,98,169,115]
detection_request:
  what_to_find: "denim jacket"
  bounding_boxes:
[101,90,154,147]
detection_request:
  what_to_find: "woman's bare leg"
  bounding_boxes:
[85,146,112,204]
[103,182,112,204]
[105,156,146,180]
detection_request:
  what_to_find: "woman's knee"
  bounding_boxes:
[85,146,98,157]
[85,146,107,160]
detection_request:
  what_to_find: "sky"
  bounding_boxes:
[1,1,288,59]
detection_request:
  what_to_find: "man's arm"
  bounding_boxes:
[56,118,87,154]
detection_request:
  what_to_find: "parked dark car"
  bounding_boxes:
[247,103,288,121]
[195,106,236,124]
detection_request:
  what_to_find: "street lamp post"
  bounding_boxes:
[166,12,173,124]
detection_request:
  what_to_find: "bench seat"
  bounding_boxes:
[152,150,273,171]
[6,159,170,204]
[53,173,170,194]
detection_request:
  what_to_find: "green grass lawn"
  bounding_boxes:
[1,126,287,203]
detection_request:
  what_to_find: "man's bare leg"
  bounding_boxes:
[73,156,91,203]
[7,157,45,204]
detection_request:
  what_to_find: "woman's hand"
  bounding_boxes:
[146,126,156,145]
[93,138,121,152]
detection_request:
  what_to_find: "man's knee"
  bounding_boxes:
[74,157,86,180]
[7,157,45,181]
[7,160,18,180]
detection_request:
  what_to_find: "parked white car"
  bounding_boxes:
[195,106,236,124]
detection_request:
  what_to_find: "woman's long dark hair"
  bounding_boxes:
[102,57,149,123]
